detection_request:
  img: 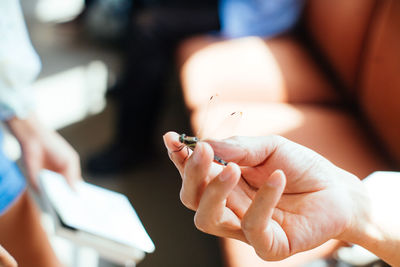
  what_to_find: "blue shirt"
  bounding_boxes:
[219,0,305,38]
[0,129,26,215]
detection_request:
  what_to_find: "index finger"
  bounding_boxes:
[205,135,286,167]
[163,131,190,177]
[180,141,214,210]
[195,163,246,242]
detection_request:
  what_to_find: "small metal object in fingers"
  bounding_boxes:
[179,133,228,166]
[213,154,228,166]
[179,134,199,150]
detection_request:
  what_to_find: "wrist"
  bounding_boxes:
[347,215,400,266]
[339,173,400,266]
[334,171,372,246]
[343,212,383,249]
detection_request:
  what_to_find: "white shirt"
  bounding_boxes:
[0,0,41,120]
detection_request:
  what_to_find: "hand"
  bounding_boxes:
[6,114,82,191]
[163,131,370,261]
[0,245,17,267]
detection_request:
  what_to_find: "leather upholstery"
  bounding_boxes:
[360,0,400,164]
[178,35,338,110]
[305,0,377,91]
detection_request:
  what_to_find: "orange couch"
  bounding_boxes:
[176,0,400,266]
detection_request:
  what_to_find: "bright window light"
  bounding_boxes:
[34,0,84,23]
[34,60,108,130]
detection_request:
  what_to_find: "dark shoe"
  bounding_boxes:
[85,142,142,176]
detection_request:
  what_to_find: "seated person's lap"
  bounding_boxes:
[0,130,61,267]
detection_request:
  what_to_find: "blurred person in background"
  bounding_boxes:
[82,0,134,44]
[0,0,82,266]
[87,0,304,175]
[86,0,220,174]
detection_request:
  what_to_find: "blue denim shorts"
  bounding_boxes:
[0,129,26,215]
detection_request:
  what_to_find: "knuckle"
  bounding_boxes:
[254,249,269,261]
[259,252,286,262]
[255,249,274,261]
[253,245,288,262]
[179,190,195,210]
[253,247,280,262]
[193,213,211,233]
[241,218,259,234]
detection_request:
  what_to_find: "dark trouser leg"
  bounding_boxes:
[87,5,219,174]
[117,5,220,149]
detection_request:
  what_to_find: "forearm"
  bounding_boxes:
[344,172,400,267]
[358,224,400,267]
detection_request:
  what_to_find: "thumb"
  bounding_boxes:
[205,135,286,166]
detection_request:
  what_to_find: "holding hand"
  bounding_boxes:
[163,131,370,261]
[6,114,82,191]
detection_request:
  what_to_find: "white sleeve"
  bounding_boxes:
[0,0,41,120]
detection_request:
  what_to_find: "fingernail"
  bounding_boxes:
[266,170,284,187]
[192,143,202,162]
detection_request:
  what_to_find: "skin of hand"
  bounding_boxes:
[357,174,400,266]
[6,114,81,191]
[0,245,17,267]
[163,131,371,261]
